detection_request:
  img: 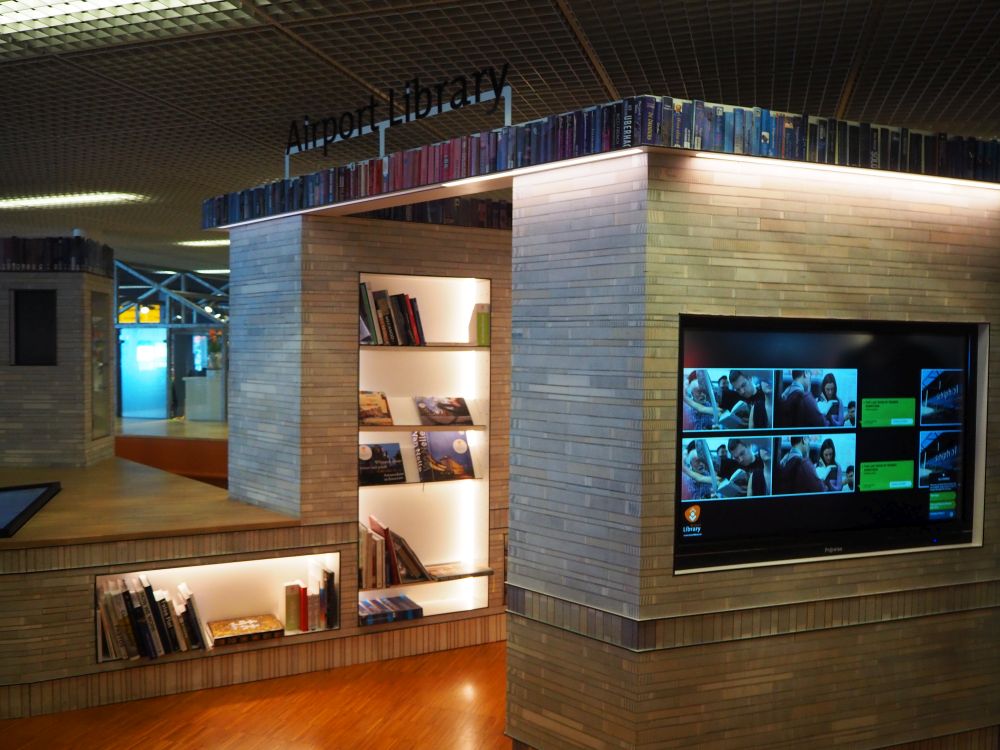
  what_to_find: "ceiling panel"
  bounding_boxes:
[0,0,997,271]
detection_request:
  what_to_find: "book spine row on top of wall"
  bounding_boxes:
[0,236,115,275]
[201,95,1000,229]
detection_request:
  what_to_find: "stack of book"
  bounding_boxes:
[96,576,207,662]
[358,594,424,626]
[202,94,1000,229]
[359,282,426,346]
[1,236,115,276]
[358,515,433,591]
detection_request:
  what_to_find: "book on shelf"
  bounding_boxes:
[367,514,433,585]
[469,303,490,346]
[425,561,491,582]
[176,582,206,650]
[284,580,303,632]
[358,442,406,485]
[413,396,474,426]
[207,614,284,646]
[129,576,166,657]
[358,594,424,626]
[412,430,475,482]
[359,390,393,426]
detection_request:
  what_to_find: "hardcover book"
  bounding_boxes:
[359,391,393,426]
[358,443,406,485]
[412,430,475,482]
[413,396,473,426]
[207,614,284,646]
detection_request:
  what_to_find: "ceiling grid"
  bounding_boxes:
[0,0,996,269]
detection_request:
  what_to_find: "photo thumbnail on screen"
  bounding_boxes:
[681,436,772,500]
[682,368,774,431]
[775,368,858,429]
[920,369,963,426]
[918,430,961,489]
[773,434,857,495]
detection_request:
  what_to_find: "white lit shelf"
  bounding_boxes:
[360,477,485,489]
[360,424,487,432]
[94,552,340,665]
[361,343,489,352]
[358,273,492,626]
[359,564,494,593]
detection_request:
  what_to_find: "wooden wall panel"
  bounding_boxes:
[228,216,304,515]
[297,216,511,526]
[509,611,1000,750]
[509,153,651,618]
[638,151,1000,619]
[0,272,113,467]
[507,149,1000,749]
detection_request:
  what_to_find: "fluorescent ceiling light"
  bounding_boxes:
[0,192,147,209]
[178,239,230,247]
[0,1,217,32]
[195,269,231,274]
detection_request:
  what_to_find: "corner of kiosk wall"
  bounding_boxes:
[972,322,989,547]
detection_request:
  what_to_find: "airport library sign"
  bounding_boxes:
[285,63,511,158]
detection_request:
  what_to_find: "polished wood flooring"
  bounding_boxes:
[4,642,511,749]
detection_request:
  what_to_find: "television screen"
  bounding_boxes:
[675,316,985,572]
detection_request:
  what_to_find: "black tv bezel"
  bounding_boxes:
[673,314,983,573]
[0,482,61,538]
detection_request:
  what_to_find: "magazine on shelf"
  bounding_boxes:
[413,396,473,426]
[358,443,406,485]
[359,391,393,426]
[412,430,475,482]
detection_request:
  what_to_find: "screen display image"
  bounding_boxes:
[675,316,983,572]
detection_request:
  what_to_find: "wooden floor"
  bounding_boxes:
[118,417,229,440]
[0,458,294,549]
[2,642,511,750]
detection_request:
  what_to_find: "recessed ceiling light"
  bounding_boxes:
[0,1,219,32]
[177,240,230,247]
[0,192,147,209]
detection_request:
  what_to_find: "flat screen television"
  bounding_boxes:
[675,315,986,572]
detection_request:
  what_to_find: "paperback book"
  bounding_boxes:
[413,396,473,426]
[358,443,406,485]
[412,430,475,482]
[359,391,393,426]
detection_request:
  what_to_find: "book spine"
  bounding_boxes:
[131,579,165,657]
[139,576,172,654]
[157,597,181,652]
[107,586,140,659]
[120,584,155,659]
[299,587,309,632]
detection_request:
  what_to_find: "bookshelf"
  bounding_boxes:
[358,272,492,624]
[95,552,340,662]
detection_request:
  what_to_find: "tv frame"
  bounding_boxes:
[673,315,988,574]
[0,482,61,537]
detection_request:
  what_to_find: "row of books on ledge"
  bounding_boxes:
[359,595,423,626]
[357,198,512,230]
[97,570,338,662]
[360,430,475,485]
[202,94,1000,228]
[1,236,115,276]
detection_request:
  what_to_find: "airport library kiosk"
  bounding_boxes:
[3,128,999,748]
